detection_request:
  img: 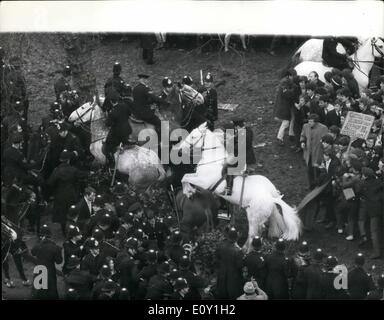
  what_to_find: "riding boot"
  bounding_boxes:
[106,152,115,169]
[225,175,234,196]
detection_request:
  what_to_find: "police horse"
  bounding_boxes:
[68,96,166,188]
[172,122,302,253]
[294,37,384,90]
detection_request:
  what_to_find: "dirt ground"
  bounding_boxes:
[1,34,382,299]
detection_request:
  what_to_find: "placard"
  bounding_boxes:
[340,111,375,140]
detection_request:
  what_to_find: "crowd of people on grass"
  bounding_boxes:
[1,36,383,300]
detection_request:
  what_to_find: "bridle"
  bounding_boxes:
[73,101,107,143]
[182,127,226,167]
[371,37,384,58]
[75,101,96,127]
[351,37,384,77]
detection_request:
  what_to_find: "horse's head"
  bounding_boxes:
[68,95,104,125]
[371,37,384,58]
[176,122,208,151]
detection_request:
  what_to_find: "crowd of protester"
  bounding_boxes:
[274,68,384,258]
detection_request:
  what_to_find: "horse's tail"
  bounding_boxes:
[271,197,301,240]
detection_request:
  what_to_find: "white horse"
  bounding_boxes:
[292,38,359,63]
[294,37,384,90]
[68,97,166,188]
[173,122,301,252]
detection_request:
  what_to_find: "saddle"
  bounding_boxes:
[129,115,146,125]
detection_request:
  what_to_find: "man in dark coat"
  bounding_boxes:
[166,230,186,267]
[175,255,206,300]
[290,241,311,300]
[170,277,191,300]
[104,62,125,98]
[75,186,96,232]
[274,71,299,145]
[317,147,341,228]
[47,122,85,174]
[132,74,169,135]
[116,237,140,298]
[2,100,30,153]
[140,33,157,65]
[64,255,95,299]
[243,236,267,289]
[46,149,88,236]
[321,256,350,299]
[54,65,72,101]
[62,225,83,275]
[145,262,173,300]
[264,239,290,299]
[31,225,63,300]
[308,71,325,88]
[2,133,38,187]
[358,167,383,258]
[81,238,103,276]
[302,248,325,299]
[215,227,244,299]
[348,253,375,299]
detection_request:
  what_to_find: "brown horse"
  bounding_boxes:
[175,188,220,242]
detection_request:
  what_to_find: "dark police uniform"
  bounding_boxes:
[2,144,36,187]
[322,37,356,70]
[48,130,85,171]
[62,240,82,275]
[54,76,71,101]
[104,99,133,166]
[201,88,218,130]
[47,162,88,227]
[31,238,63,300]
[132,82,168,132]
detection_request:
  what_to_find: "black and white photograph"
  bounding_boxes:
[1,0,383,305]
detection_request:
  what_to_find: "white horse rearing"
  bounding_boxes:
[68,96,166,188]
[294,37,384,90]
[173,122,301,252]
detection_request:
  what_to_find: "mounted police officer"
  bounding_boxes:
[200,73,218,130]
[222,118,256,196]
[322,37,358,70]
[103,62,128,113]
[104,84,134,168]
[54,65,72,101]
[132,73,169,135]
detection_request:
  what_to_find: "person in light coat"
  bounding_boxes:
[300,113,329,189]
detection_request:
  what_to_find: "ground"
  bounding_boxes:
[1,34,382,299]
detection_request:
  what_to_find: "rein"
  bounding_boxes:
[350,38,384,77]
